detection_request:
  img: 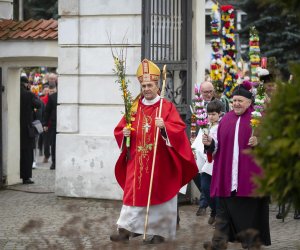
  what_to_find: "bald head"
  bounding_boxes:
[48,73,57,85]
[200,81,215,102]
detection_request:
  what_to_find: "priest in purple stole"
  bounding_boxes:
[203,82,271,249]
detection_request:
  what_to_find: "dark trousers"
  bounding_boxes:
[38,133,43,151]
[201,173,219,216]
[38,132,51,158]
[43,131,51,158]
[20,148,33,180]
[193,173,202,191]
[49,127,56,165]
[193,173,208,208]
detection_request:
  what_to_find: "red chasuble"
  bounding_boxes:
[114,98,198,206]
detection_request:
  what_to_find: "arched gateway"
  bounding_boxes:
[0,19,58,185]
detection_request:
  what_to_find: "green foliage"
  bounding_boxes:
[112,54,133,126]
[237,0,300,78]
[23,0,58,20]
[253,63,300,209]
[260,0,300,19]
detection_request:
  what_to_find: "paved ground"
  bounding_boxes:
[0,157,299,250]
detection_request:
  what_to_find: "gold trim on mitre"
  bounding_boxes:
[136,59,161,83]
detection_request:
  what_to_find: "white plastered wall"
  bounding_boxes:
[0,0,13,19]
[192,0,206,85]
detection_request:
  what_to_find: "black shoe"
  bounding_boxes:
[131,233,142,238]
[276,205,286,220]
[23,179,34,184]
[196,207,206,216]
[203,240,227,250]
[294,211,300,220]
[208,216,216,225]
[203,241,213,250]
[237,229,261,250]
[144,235,165,244]
[50,164,55,170]
[110,228,130,242]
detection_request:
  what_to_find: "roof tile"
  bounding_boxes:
[11,22,27,31]
[0,20,13,29]
[9,29,26,39]
[0,19,57,40]
[46,19,58,30]
[22,19,38,30]
[29,29,44,38]
[36,19,51,30]
[0,30,10,40]
[36,29,53,39]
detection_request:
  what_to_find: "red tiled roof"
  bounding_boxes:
[0,19,57,40]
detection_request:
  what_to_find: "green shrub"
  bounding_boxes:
[253,63,300,210]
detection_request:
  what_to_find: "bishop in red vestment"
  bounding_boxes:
[110,59,198,244]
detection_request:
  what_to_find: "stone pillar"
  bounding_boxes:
[1,67,21,184]
[56,0,142,199]
[192,0,206,86]
[190,0,206,201]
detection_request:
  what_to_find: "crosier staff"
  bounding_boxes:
[143,65,167,240]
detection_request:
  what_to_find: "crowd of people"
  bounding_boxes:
[110,58,299,249]
[19,71,58,184]
[18,61,297,248]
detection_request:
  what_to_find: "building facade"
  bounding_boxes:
[56,0,205,200]
[0,0,206,200]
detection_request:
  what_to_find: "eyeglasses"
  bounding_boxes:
[201,90,214,94]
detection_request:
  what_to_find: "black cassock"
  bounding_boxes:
[20,87,41,180]
[213,196,271,247]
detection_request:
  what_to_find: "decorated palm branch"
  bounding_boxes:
[221,5,238,98]
[111,45,134,152]
[210,4,223,91]
[249,26,261,85]
[193,84,209,133]
[250,82,265,136]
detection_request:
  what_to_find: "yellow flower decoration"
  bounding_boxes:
[126,123,135,131]
[250,118,260,127]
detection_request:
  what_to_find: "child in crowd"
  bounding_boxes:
[192,99,223,225]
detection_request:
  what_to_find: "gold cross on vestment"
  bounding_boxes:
[143,122,151,133]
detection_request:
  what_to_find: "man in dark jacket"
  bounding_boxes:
[20,76,41,184]
[43,83,57,170]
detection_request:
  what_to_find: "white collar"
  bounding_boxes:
[142,95,160,105]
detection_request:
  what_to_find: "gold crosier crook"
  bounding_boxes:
[143,65,167,240]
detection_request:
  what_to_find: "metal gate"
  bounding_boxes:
[142,0,193,203]
[142,0,193,117]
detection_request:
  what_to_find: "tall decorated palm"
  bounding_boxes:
[249,26,260,85]
[221,5,238,98]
